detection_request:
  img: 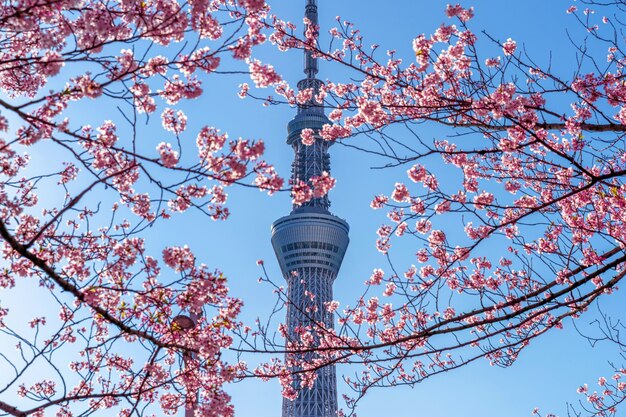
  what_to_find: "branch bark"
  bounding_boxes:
[0,401,25,417]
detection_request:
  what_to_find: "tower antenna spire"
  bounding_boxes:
[303,0,319,79]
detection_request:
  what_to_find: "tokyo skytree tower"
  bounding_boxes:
[270,1,349,416]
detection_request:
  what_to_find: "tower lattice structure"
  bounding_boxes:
[271,1,349,416]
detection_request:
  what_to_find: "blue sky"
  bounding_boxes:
[1,1,622,416]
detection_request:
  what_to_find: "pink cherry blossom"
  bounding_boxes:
[502,38,517,56]
[300,128,315,145]
[248,59,282,88]
[156,142,179,168]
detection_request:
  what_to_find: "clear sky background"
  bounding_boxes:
[1,1,622,417]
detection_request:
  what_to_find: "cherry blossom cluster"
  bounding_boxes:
[0,0,286,415]
[290,171,336,206]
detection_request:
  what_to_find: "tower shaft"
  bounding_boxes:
[272,1,349,416]
[272,213,348,417]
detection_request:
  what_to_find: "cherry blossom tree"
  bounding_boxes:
[4,0,626,415]
[233,2,626,416]
[0,0,296,416]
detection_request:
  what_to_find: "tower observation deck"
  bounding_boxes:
[271,1,349,416]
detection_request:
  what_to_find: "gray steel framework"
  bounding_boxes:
[271,1,349,416]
